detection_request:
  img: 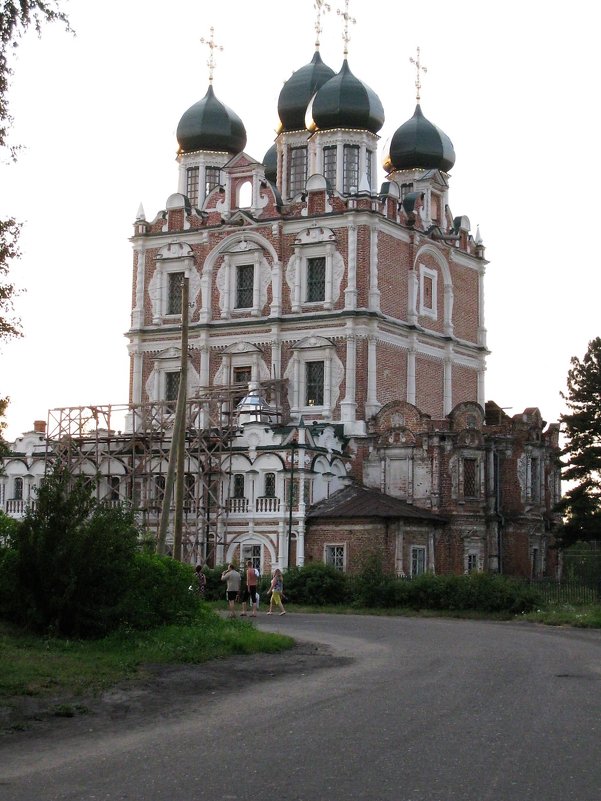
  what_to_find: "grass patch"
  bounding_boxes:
[520,604,601,628]
[0,605,293,702]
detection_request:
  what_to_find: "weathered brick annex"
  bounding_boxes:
[1,27,561,578]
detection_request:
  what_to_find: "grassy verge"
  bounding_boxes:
[519,604,601,628]
[0,605,293,703]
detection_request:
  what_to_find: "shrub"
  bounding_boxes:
[8,468,141,636]
[119,553,200,629]
[284,562,349,605]
[351,550,397,608]
[0,546,19,620]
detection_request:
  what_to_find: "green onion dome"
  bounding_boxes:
[309,59,384,134]
[177,84,247,155]
[277,50,336,132]
[383,104,455,173]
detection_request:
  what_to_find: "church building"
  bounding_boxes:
[1,10,562,579]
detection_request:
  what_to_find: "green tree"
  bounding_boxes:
[13,465,140,635]
[556,337,601,546]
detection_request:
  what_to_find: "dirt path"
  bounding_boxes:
[0,641,348,741]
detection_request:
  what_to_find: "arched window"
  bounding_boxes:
[13,477,23,500]
[233,474,245,499]
[238,181,252,208]
[264,473,276,497]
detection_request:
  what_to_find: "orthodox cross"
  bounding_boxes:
[314,1,331,49]
[336,0,356,57]
[200,26,223,84]
[409,46,427,103]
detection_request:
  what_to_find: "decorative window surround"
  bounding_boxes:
[216,241,271,319]
[284,335,344,420]
[214,341,270,387]
[286,227,344,312]
[145,347,200,405]
[148,242,200,325]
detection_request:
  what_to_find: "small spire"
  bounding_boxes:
[475,225,483,245]
[409,46,427,103]
[200,26,223,84]
[336,0,356,58]
[136,202,146,221]
[314,1,331,49]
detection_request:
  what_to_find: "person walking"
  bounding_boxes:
[241,559,259,617]
[221,563,241,618]
[267,568,286,615]
[194,564,207,598]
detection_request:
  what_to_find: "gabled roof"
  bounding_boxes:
[307,484,447,523]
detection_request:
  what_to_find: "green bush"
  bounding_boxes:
[0,546,19,620]
[284,562,349,605]
[119,553,200,629]
[0,466,208,637]
[351,550,397,608]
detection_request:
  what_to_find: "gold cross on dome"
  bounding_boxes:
[200,26,224,84]
[410,46,427,102]
[336,0,356,57]
[314,1,331,49]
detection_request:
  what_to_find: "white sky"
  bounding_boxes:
[1,0,599,441]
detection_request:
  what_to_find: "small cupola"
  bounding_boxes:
[277,50,336,133]
[383,103,455,174]
[176,84,247,155]
[308,59,384,134]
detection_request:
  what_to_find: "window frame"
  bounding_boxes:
[324,543,346,572]
[306,256,326,303]
[288,146,308,197]
[305,360,325,407]
[186,166,199,207]
[167,271,184,316]
[323,145,337,188]
[343,144,360,194]
[419,264,438,320]
[235,263,255,310]
[233,474,245,499]
[205,165,220,197]
[410,545,427,577]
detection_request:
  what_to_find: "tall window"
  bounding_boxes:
[108,476,120,502]
[325,544,345,571]
[233,474,245,499]
[422,275,434,310]
[186,166,199,206]
[323,146,336,188]
[288,146,308,196]
[264,472,276,497]
[411,546,426,576]
[155,475,166,502]
[165,371,180,412]
[235,264,254,309]
[365,149,373,190]
[343,145,360,194]
[306,257,326,302]
[167,272,184,315]
[305,361,325,406]
[242,544,261,571]
[531,457,540,502]
[467,552,478,573]
[400,182,413,200]
[463,458,477,498]
[205,166,220,196]
[13,477,23,500]
[184,474,195,510]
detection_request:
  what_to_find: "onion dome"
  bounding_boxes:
[383,104,455,173]
[262,143,277,183]
[176,84,247,155]
[309,59,384,134]
[277,50,336,132]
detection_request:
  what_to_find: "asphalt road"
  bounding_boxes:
[2,614,601,801]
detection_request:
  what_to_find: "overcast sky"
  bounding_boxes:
[1,0,598,440]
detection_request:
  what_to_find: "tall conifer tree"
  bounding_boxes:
[556,337,601,545]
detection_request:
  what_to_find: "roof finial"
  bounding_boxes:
[336,0,356,58]
[409,46,427,103]
[314,1,331,49]
[200,26,223,84]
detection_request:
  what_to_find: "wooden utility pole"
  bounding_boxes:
[157,275,189,558]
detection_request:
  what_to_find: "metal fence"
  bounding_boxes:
[528,578,601,605]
